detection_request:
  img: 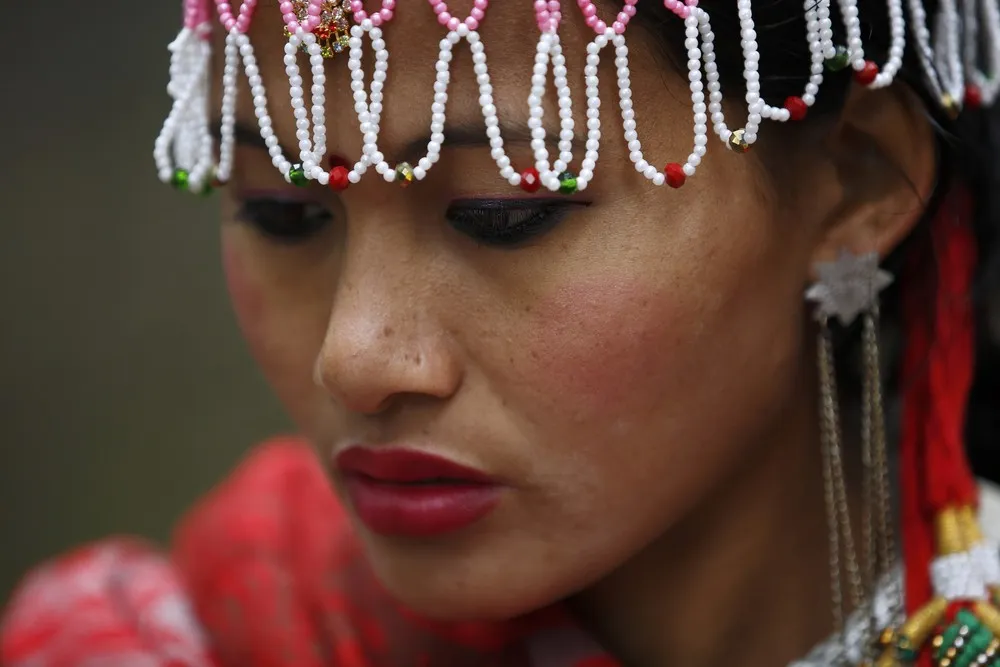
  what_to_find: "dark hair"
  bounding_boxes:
[634,0,1000,479]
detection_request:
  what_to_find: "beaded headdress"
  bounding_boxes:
[154,1,1000,665]
[155,0,1000,196]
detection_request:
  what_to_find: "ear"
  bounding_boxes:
[808,81,937,271]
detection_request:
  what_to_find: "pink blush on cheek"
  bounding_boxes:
[525,278,687,415]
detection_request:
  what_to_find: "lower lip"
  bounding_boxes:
[343,476,502,537]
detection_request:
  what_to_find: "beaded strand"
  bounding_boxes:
[157,0,991,196]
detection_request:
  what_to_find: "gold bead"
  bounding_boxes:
[728,128,750,153]
[941,93,961,120]
[395,162,415,187]
[873,652,898,667]
[932,634,945,649]
[899,597,950,651]
[934,508,964,555]
[878,627,898,648]
[958,505,985,546]
[973,601,1000,636]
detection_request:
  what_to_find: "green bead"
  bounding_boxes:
[972,626,996,651]
[897,635,920,662]
[958,610,984,630]
[936,624,962,660]
[289,164,308,187]
[171,169,190,190]
[558,170,578,194]
[825,45,850,72]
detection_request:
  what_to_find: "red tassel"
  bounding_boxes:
[899,188,977,652]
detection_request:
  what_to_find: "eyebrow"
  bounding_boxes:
[223,118,587,164]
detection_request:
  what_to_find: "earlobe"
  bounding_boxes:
[809,82,937,271]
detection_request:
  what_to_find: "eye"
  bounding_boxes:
[235,196,334,243]
[445,198,589,248]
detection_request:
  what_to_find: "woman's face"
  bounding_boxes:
[219,2,825,620]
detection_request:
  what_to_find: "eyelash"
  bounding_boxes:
[235,198,334,243]
[445,198,587,247]
[234,196,586,247]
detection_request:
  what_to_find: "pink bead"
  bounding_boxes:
[427,0,489,32]
[350,1,395,24]
[575,0,635,35]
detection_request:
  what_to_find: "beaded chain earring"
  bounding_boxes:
[806,251,897,657]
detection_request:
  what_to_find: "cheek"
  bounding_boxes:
[524,277,696,419]
[222,237,268,355]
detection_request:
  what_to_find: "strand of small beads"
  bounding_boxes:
[154,0,217,193]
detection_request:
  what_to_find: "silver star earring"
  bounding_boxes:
[805,249,898,657]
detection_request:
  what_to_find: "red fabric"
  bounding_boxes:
[0,539,218,667]
[899,188,978,667]
[1,438,613,667]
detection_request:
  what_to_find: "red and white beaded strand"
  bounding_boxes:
[761,0,836,123]
[159,0,1000,196]
[963,0,1000,106]
[836,0,907,90]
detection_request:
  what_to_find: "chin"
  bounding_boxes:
[362,538,565,623]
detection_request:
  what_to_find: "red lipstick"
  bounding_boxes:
[335,447,502,537]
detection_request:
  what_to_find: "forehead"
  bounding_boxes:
[222,1,674,155]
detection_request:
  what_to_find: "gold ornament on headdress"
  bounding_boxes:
[284,0,353,58]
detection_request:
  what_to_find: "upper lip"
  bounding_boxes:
[335,446,497,484]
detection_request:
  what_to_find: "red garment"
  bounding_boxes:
[0,438,612,667]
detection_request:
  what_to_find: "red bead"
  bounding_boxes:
[519,167,541,193]
[854,61,879,86]
[784,95,808,121]
[328,166,350,191]
[664,163,686,188]
[965,84,983,109]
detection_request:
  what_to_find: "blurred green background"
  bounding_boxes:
[0,5,290,598]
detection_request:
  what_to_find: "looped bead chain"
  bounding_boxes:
[159,0,997,195]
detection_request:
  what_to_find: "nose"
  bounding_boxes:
[314,257,463,415]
